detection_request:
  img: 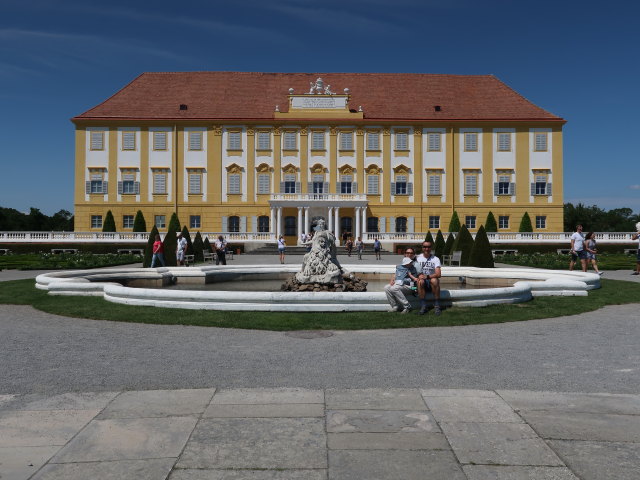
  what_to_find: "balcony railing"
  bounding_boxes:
[270,193,367,202]
[1,231,637,244]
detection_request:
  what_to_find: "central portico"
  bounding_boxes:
[269,193,368,244]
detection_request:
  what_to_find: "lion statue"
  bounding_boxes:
[295,229,343,284]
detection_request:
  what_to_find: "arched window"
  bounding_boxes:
[367,217,379,233]
[396,217,407,233]
[229,216,240,233]
[258,216,270,233]
[284,216,296,236]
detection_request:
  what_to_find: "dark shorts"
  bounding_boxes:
[636,251,640,262]
[420,278,432,292]
[577,250,588,260]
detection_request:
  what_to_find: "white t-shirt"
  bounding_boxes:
[177,237,187,253]
[416,253,441,276]
[571,232,584,252]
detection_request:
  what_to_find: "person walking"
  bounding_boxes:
[373,237,382,260]
[584,232,603,275]
[345,237,353,257]
[214,235,227,265]
[278,235,286,264]
[384,256,419,313]
[355,237,364,260]
[569,224,587,272]
[416,241,442,315]
[632,224,640,275]
[150,234,165,268]
[176,232,188,266]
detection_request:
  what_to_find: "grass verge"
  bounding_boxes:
[1,278,639,330]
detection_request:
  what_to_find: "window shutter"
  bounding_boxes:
[251,216,258,233]
[407,182,413,196]
[352,182,357,193]
[85,181,91,194]
[408,217,415,232]
[323,182,329,194]
[493,182,499,195]
[530,183,536,195]
[280,181,285,193]
[389,217,395,233]
[336,181,342,192]
[102,181,108,193]
[308,182,313,193]
[546,183,552,196]
[240,216,247,233]
[390,182,396,195]
[134,182,140,195]
[118,181,123,194]
[509,183,515,195]
[379,217,386,233]
[295,182,301,193]
[221,217,228,232]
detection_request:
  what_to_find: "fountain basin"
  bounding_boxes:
[35,265,600,312]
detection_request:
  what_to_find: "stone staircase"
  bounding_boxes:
[245,243,392,256]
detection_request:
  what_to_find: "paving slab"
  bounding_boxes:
[204,403,324,418]
[177,417,327,469]
[328,432,450,450]
[0,391,118,412]
[440,422,564,466]
[211,388,323,405]
[421,388,498,398]
[424,395,523,423]
[327,409,439,433]
[326,388,426,410]
[51,416,198,463]
[520,411,640,442]
[463,465,578,480]
[99,388,215,418]
[328,450,466,480]
[0,446,60,480]
[169,469,327,480]
[0,394,16,407]
[498,390,640,415]
[0,409,99,447]
[548,440,640,480]
[31,458,176,480]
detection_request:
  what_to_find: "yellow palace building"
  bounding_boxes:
[72,72,565,245]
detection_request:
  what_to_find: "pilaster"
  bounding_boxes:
[247,127,255,202]
[329,126,337,193]
[515,127,529,204]
[382,127,391,204]
[208,126,222,204]
[300,126,308,193]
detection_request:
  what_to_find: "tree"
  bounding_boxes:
[444,232,455,255]
[102,210,116,232]
[469,225,494,268]
[484,211,497,232]
[203,237,213,255]
[50,210,73,231]
[193,231,204,262]
[448,211,461,233]
[519,212,533,232]
[181,225,194,255]
[27,208,49,231]
[162,213,181,266]
[133,210,146,232]
[425,231,434,244]
[451,224,474,266]
[434,230,446,261]
[143,225,159,268]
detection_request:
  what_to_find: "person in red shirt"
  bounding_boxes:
[150,234,165,267]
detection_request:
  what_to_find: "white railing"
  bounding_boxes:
[0,231,637,244]
[270,193,367,202]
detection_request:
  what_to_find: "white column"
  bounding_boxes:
[334,207,341,244]
[305,207,311,236]
[362,206,367,235]
[270,207,276,240]
[355,207,361,240]
[328,207,334,232]
[277,207,283,237]
[297,207,303,244]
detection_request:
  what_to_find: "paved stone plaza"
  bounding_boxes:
[1,257,639,479]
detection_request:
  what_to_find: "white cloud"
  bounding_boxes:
[629,185,640,190]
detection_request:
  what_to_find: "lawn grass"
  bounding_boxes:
[0,253,142,270]
[1,278,639,330]
[499,252,636,270]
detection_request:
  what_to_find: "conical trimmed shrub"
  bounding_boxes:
[425,231,434,244]
[133,210,146,232]
[193,231,204,262]
[485,212,497,232]
[451,224,474,265]
[102,210,116,232]
[162,213,181,266]
[181,225,194,255]
[203,237,212,255]
[143,225,159,267]
[519,212,533,232]
[444,232,455,255]
[448,211,461,233]
[469,225,494,268]
[434,230,446,261]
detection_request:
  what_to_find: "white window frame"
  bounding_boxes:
[367,132,380,150]
[123,215,134,229]
[122,131,136,151]
[122,173,136,194]
[427,132,441,152]
[155,215,166,229]
[465,174,478,195]
[283,131,297,150]
[153,171,167,194]
[311,131,325,150]
[228,173,241,194]
[188,131,203,151]
[153,131,167,151]
[257,173,270,194]
[499,216,509,229]
[464,132,478,152]
[534,132,548,152]
[257,131,270,150]
[190,215,201,229]
[340,131,353,150]
[90,131,104,151]
[228,131,242,150]
[465,215,477,229]
[395,131,408,150]
[188,172,202,195]
[497,132,511,152]
[428,174,441,195]
[429,216,440,229]
[91,215,102,229]
[367,174,379,195]
[536,215,547,229]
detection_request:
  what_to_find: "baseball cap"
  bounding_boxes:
[401,257,412,265]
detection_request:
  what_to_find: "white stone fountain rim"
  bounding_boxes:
[35,265,600,312]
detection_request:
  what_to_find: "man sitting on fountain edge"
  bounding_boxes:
[416,241,442,316]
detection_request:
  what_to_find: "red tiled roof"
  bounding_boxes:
[73,72,564,122]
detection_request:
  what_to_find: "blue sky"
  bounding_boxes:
[1,0,638,215]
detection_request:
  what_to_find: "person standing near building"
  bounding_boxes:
[584,232,603,275]
[215,235,227,265]
[345,237,353,257]
[176,232,188,266]
[150,234,165,268]
[373,238,382,260]
[278,235,286,264]
[416,241,442,316]
[384,256,419,313]
[355,237,364,260]
[569,224,587,272]
[632,223,640,275]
